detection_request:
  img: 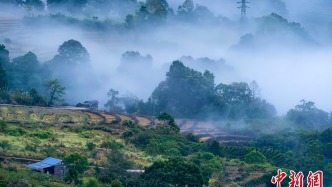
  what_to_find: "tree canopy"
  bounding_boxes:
[43,79,65,106]
[287,100,329,129]
[141,157,205,187]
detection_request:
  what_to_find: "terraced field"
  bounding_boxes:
[0,105,254,145]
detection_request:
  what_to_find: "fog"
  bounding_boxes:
[0,0,331,115]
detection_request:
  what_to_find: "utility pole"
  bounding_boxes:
[236,0,250,19]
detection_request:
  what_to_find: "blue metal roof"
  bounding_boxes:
[27,157,62,170]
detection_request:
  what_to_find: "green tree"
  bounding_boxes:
[7,51,42,90]
[0,140,11,150]
[0,63,6,89]
[0,120,7,132]
[64,153,89,184]
[105,89,122,112]
[54,39,89,65]
[24,0,45,11]
[43,79,65,106]
[86,142,96,151]
[286,100,329,129]
[148,61,215,118]
[244,150,267,164]
[214,82,252,119]
[177,0,194,19]
[156,112,180,134]
[84,178,100,187]
[29,88,46,106]
[0,44,9,89]
[111,179,123,187]
[141,157,205,186]
[0,44,10,68]
[207,140,222,156]
[325,162,332,174]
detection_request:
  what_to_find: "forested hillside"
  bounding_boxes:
[0,0,331,186]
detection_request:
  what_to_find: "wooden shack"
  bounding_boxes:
[27,157,65,176]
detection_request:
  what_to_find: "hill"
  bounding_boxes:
[0,105,278,186]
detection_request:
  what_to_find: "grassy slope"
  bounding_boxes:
[0,105,273,186]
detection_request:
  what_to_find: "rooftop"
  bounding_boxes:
[27,157,63,170]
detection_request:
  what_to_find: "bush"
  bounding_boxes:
[86,142,96,151]
[79,131,94,138]
[5,126,26,136]
[84,177,100,187]
[123,120,135,128]
[32,130,53,139]
[111,179,123,187]
[244,150,267,164]
[0,120,7,132]
[0,140,10,150]
[100,140,123,150]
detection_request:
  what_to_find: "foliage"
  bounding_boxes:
[141,157,205,186]
[84,177,100,187]
[5,126,26,136]
[189,152,223,184]
[0,140,11,150]
[86,142,96,151]
[0,63,6,89]
[43,79,65,106]
[110,179,123,187]
[156,112,180,134]
[244,150,267,164]
[287,100,329,129]
[7,52,42,91]
[325,162,332,174]
[0,120,7,132]
[54,39,89,65]
[64,153,89,184]
[146,61,215,118]
[0,44,9,89]
[32,130,53,139]
[105,89,122,112]
[207,140,222,156]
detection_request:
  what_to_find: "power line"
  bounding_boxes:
[236,0,250,19]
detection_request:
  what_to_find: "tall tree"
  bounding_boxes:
[53,39,89,65]
[43,79,65,106]
[24,0,45,12]
[148,61,215,118]
[105,89,122,112]
[177,0,194,17]
[286,100,329,129]
[8,51,42,90]
[0,44,9,89]
[214,82,252,119]
[0,44,10,69]
[0,64,6,89]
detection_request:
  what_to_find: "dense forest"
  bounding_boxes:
[0,0,331,186]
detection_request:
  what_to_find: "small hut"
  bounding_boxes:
[27,157,65,176]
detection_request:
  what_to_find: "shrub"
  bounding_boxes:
[244,150,267,164]
[5,126,26,136]
[32,130,53,139]
[123,120,135,128]
[84,177,100,187]
[100,140,123,150]
[79,131,94,138]
[86,142,96,151]
[0,140,10,150]
[0,120,7,132]
[111,179,123,187]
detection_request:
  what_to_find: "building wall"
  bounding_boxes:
[54,163,65,176]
